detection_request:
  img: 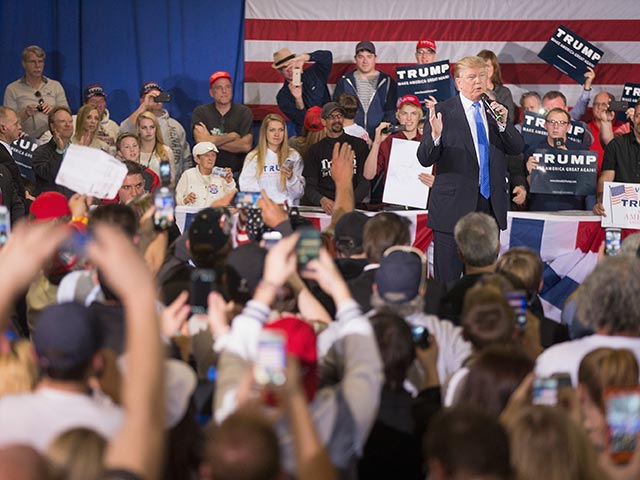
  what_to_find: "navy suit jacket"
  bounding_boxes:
[417,94,524,232]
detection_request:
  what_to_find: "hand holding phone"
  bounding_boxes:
[190,269,216,315]
[153,187,175,231]
[605,228,622,256]
[296,227,321,271]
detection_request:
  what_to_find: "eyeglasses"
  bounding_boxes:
[546,120,569,126]
[326,113,344,120]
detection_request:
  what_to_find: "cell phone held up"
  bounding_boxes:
[159,160,171,187]
[605,228,622,256]
[190,269,216,315]
[296,227,322,271]
[0,206,10,245]
[153,186,175,231]
[605,387,640,463]
[411,325,431,349]
[381,124,407,135]
[292,68,302,87]
[153,92,171,103]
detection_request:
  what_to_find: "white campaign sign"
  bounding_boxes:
[55,145,127,199]
[382,138,432,209]
[601,181,640,228]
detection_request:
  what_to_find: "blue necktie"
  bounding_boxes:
[472,102,490,199]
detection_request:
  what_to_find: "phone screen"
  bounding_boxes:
[605,228,622,256]
[254,331,286,386]
[234,191,261,208]
[411,325,430,349]
[532,377,559,406]
[605,388,640,463]
[296,227,321,270]
[190,269,216,314]
[153,187,175,231]
[0,206,10,245]
[159,160,171,186]
[506,291,528,331]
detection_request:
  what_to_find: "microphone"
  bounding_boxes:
[480,93,504,123]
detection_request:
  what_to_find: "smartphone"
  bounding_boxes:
[608,100,629,113]
[605,387,640,463]
[153,92,171,103]
[411,325,431,349]
[234,191,261,208]
[552,137,566,149]
[190,268,216,315]
[254,330,287,386]
[506,291,528,332]
[381,124,407,134]
[292,67,302,87]
[296,227,322,270]
[0,206,10,245]
[605,228,622,256]
[532,377,559,406]
[159,160,171,186]
[262,230,283,250]
[212,166,227,177]
[153,186,175,231]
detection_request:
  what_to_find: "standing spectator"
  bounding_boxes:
[3,46,69,141]
[71,104,110,152]
[333,41,397,139]
[337,93,371,146]
[192,71,253,178]
[32,106,75,198]
[477,50,516,124]
[135,111,175,182]
[120,82,191,179]
[273,48,332,135]
[303,102,369,213]
[239,113,304,205]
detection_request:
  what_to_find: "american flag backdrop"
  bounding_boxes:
[243,0,640,121]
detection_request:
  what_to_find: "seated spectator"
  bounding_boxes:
[116,161,146,204]
[32,106,75,197]
[3,45,69,141]
[364,94,429,204]
[288,106,326,159]
[79,84,119,150]
[136,111,175,182]
[505,405,606,480]
[536,256,640,385]
[359,311,441,480]
[192,72,253,179]
[120,81,191,180]
[239,113,305,205]
[71,104,110,152]
[425,406,513,480]
[476,50,516,123]
[439,212,499,324]
[337,93,371,145]
[115,133,160,193]
[272,48,332,136]
[176,141,236,206]
[302,102,370,213]
[525,107,587,211]
[371,246,471,387]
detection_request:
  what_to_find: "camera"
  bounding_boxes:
[36,99,45,112]
[381,124,406,134]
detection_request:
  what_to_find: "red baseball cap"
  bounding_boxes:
[209,71,232,86]
[416,39,437,52]
[30,192,71,222]
[397,94,422,110]
[303,106,324,132]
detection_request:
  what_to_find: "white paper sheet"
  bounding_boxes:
[382,138,432,209]
[55,144,128,199]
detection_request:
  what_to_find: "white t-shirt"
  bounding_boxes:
[535,334,640,385]
[175,167,237,207]
[239,148,305,205]
[0,387,124,452]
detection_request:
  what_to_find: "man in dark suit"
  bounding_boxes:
[417,56,523,283]
[0,106,26,221]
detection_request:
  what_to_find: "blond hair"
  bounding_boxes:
[73,104,100,143]
[246,114,291,189]
[47,428,106,480]
[136,111,169,160]
[454,55,487,78]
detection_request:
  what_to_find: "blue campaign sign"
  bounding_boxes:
[621,83,640,106]
[396,60,453,104]
[521,112,586,151]
[10,135,37,183]
[538,25,604,84]
[529,149,597,196]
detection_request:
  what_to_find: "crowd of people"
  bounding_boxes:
[0,38,639,480]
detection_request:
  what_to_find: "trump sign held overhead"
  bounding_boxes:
[396,60,453,104]
[602,182,640,228]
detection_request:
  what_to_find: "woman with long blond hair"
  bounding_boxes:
[136,111,175,183]
[239,113,304,204]
[71,104,110,153]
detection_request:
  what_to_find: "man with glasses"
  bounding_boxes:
[525,107,586,211]
[417,56,523,283]
[302,102,370,214]
[3,45,69,141]
[191,71,253,179]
